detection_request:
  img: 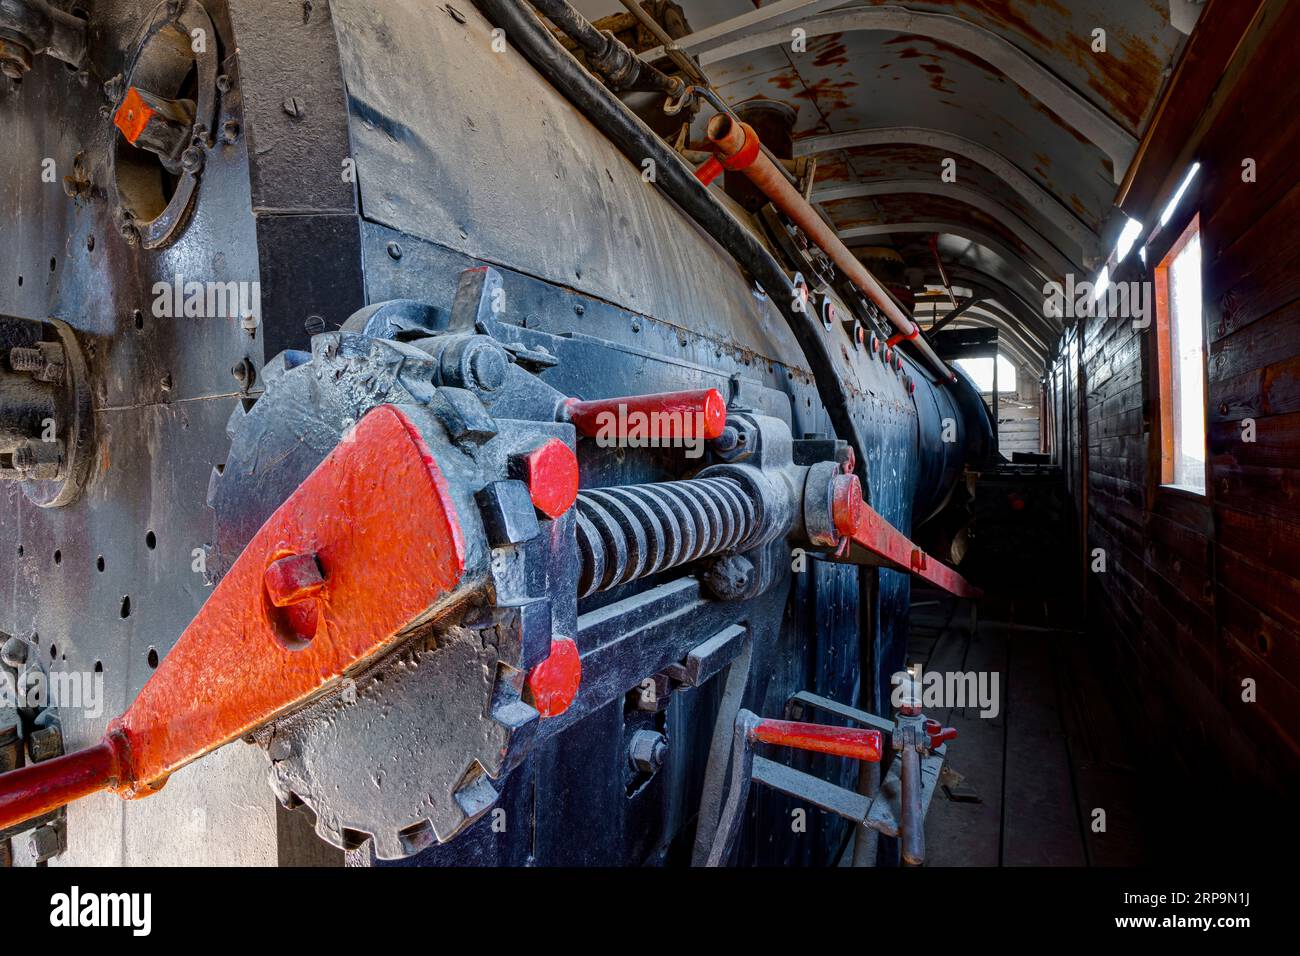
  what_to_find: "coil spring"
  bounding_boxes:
[575,477,759,597]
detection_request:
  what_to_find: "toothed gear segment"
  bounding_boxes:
[267,628,526,858]
[210,319,567,859]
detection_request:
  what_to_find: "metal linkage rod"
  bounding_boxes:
[705,115,955,384]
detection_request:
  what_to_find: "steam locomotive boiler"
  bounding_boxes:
[0,0,991,866]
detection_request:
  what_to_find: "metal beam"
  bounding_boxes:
[841,221,1070,283]
[649,4,1137,181]
[926,295,982,334]
[953,306,1049,363]
[917,293,1047,354]
[814,179,1086,271]
[939,266,1057,341]
[927,276,1057,356]
[798,127,1100,260]
[926,305,1046,370]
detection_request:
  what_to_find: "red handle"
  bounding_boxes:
[0,738,122,832]
[751,718,882,762]
[564,388,727,442]
[924,719,958,750]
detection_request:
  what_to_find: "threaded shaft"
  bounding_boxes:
[8,347,44,372]
[575,476,760,597]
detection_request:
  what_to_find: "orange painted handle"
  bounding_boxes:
[564,388,727,441]
[751,718,882,762]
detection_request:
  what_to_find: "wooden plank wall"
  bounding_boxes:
[1049,5,1300,793]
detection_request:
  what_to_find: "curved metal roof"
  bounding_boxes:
[575,0,1196,375]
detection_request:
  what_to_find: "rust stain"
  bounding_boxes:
[892,6,1167,130]
[1085,32,1166,129]
[815,155,854,184]
[948,0,1070,53]
[919,62,954,94]
[883,34,999,78]
[808,32,849,70]
[789,76,858,115]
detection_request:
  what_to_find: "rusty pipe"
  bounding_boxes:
[705,115,955,384]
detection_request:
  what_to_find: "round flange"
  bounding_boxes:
[108,0,219,250]
[21,320,93,509]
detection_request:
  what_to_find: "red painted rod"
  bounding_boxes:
[831,474,983,599]
[705,115,956,385]
[751,718,882,762]
[0,739,122,832]
[695,155,724,186]
[563,388,727,441]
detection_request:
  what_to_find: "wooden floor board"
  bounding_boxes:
[924,603,1008,867]
[999,627,1088,866]
[908,592,1158,867]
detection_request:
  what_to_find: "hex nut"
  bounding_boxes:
[628,730,668,773]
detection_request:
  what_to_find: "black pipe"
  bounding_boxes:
[475,0,874,498]
[529,0,681,95]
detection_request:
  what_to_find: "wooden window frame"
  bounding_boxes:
[1151,212,1208,499]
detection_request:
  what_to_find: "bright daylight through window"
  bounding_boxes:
[1156,217,1206,494]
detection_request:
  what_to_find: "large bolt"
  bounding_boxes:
[264,553,325,607]
[703,553,754,601]
[27,824,64,864]
[28,723,63,763]
[7,347,44,372]
[628,730,668,773]
[509,438,579,520]
[712,425,740,454]
[180,146,205,174]
[466,343,507,392]
[7,343,63,383]
[13,440,62,481]
[1,637,29,668]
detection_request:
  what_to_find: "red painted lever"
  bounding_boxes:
[830,474,982,599]
[750,718,882,762]
[563,388,727,442]
[0,405,469,833]
[924,719,958,750]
